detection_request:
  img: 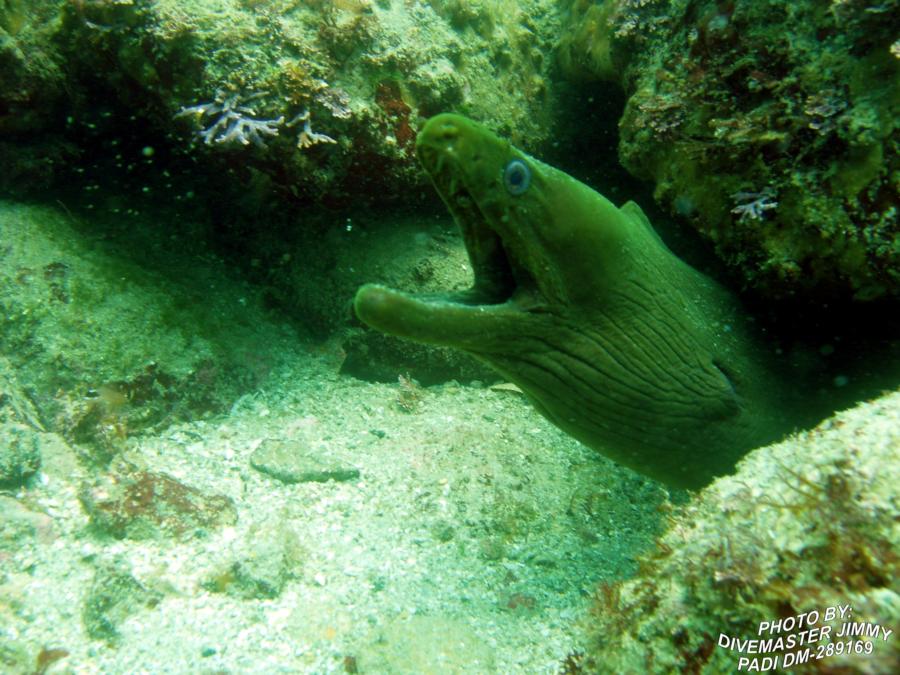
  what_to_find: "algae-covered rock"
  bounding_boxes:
[559,0,900,301]
[0,422,41,487]
[0,312,44,489]
[0,357,44,430]
[82,560,163,643]
[579,389,900,673]
[0,201,301,456]
[80,461,237,540]
[203,522,306,600]
[2,0,563,208]
[0,0,69,196]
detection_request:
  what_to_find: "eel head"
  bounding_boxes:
[354,113,639,349]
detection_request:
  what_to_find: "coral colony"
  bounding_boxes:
[176,91,336,150]
[176,91,283,147]
[731,188,779,223]
[287,110,337,150]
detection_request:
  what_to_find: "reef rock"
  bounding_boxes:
[559,0,899,301]
[578,387,900,673]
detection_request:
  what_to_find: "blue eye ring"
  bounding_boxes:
[503,159,531,196]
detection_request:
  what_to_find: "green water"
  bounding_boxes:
[0,1,897,673]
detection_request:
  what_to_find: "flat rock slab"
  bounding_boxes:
[250,438,359,484]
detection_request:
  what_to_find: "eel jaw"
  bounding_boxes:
[353,174,542,349]
[419,142,541,311]
[353,202,537,349]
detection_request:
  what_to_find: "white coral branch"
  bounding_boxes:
[176,91,284,148]
[287,110,337,150]
[731,187,779,223]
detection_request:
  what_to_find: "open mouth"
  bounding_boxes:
[422,151,534,309]
[354,115,545,347]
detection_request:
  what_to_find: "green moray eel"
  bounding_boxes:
[354,113,796,489]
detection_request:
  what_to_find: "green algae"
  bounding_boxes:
[559,0,900,301]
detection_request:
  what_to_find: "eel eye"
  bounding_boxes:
[503,159,531,196]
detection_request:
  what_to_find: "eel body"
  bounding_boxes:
[354,114,795,489]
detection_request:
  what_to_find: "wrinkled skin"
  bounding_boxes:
[355,114,796,489]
